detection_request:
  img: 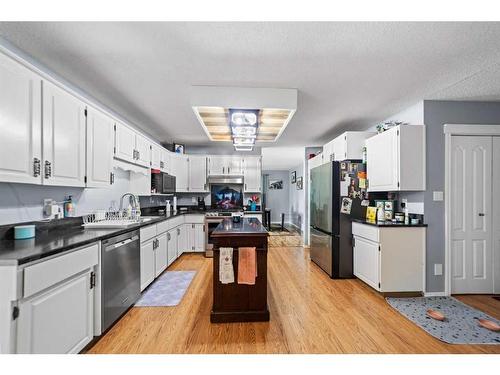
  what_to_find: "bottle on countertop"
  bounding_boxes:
[64,195,75,217]
[173,196,177,212]
[166,200,171,214]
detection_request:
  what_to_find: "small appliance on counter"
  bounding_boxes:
[197,196,206,211]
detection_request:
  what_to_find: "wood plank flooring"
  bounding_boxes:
[87,246,500,354]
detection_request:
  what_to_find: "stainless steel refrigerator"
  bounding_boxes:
[310,160,367,278]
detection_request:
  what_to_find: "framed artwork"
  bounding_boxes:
[296,176,303,190]
[173,143,185,154]
[291,171,296,184]
[269,180,283,190]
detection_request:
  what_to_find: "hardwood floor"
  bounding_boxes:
[87,246,500,354]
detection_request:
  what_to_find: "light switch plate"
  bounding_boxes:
[434,264,443,276]
[433,191,444,201]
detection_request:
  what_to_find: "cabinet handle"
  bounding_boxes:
[245,183,247,190]
[167,233,171,240]
[478,213,485,217]
[44,160,52,178]
[152,239,156,249]
[223,166,225,174]
[33,158,41,177]
[137,151,140,160]
[110,172,115,185]
[177,228,180,235]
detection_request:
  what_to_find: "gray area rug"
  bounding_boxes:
[386,296,500,344]
[135,271,196,307]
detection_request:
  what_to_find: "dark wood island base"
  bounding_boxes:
[210,218,270,323]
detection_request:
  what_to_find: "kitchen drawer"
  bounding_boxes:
[23,243,98,298]
[183,214,204,224]
[156,220,169,234]
[352,222,379,243]
[140,224,157,242]
[167,215,184,229]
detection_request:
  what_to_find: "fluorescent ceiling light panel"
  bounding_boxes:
[191,86,297,144]
[234,145,254,151]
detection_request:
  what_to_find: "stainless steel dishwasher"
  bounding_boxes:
[101,229,140,332]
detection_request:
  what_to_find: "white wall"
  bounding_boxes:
[0,169,131,225]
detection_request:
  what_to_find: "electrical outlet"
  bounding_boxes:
[433,191,444,201]
[434,264,443,276]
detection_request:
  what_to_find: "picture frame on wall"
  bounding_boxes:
[296,177,303,190]
[173,143,185,154]
[291,171,296,184]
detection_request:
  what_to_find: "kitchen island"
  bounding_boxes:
[211,217,269,323]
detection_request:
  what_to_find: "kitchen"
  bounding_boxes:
[0,17,500,367]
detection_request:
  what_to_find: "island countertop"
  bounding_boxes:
[211,218,268,237]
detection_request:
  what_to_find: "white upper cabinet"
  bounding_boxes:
[114,122,136,164]
[160,150,171,174]
[114,123,151,168]
[42,81,86,187]
[243,156,262,192]
[366,125,425,192]
[188,155,208,192]
[86,107,114,188]
[151,143,162,170]
[207,155,243,175]
[135,133,151,168]
[324,131,375,162]
[0,52,42,185]
[171,153,189,192]
[228,156,243,175]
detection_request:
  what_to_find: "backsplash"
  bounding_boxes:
[0,169,131,225]
[139,192,261,209]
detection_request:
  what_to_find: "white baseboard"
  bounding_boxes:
[424,292,447,297]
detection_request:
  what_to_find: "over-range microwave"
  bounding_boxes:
[151,169,176,194]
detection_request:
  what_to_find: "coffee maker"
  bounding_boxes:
[197,196,206,211]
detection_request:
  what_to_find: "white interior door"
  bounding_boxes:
[493,137,500,293]
[450,136,493,294]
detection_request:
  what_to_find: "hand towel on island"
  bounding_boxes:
[237,247,257,285]
[219,247,234,284]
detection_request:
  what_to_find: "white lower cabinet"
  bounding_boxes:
[12,243,98,354]
[187,223,205,252]
[17,270,94,354]
[155,233,168,277]
[140,237,155,291]
[352,222,425,293]
[167,229,178,266]
[177,224,188,257]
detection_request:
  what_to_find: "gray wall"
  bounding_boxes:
[263,170,290,223]
[423,100,500,292]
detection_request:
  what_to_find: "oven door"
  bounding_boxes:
[205,218,223,255]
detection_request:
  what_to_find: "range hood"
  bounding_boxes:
[208,175,244,185]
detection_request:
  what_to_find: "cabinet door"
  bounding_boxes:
[194,224,205,252]
[353,236,380,291]
[151,144,162,170]
[0,53,42,184]
[366,127,399,191]
[243,157,262,192]
[171,154,189,192]
[177,225,188,257]
[114,122,136,163]
[332,135,346,161]
[188,155,207,192]
[140,238,155,291]
[227,156,243,175]
[207,156,225,175]
[155,233,168,277]
[86,107,114,188]
[167,229,178,265]
[135,133,151,168]
[17,271,94,354]
[42,81,86,187]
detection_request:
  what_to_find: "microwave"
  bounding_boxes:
[151,169,176,194]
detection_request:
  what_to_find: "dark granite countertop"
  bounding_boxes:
[0,210,205,266]
[351,218,428,228]
[212,218,268,237]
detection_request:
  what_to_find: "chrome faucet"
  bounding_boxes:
[119,193,139,212]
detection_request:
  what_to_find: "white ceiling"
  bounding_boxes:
[1,22,500,148]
